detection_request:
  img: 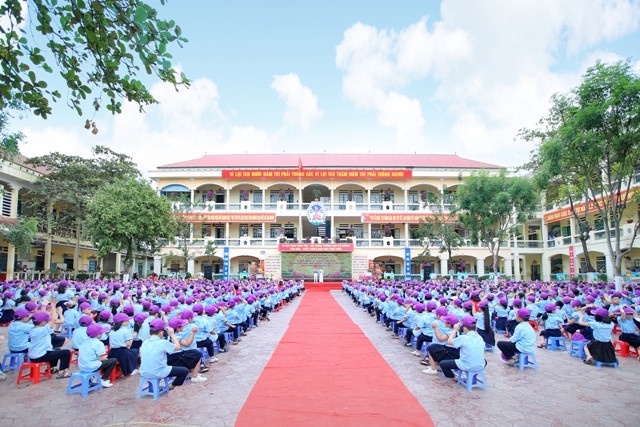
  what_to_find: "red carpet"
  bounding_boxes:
[236,292,434,427]
[305,281,343,291]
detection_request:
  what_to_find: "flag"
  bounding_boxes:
[298,155,303,173]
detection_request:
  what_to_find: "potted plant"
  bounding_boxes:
[278,227,285,236]
[384,188,392,201]
[241,189,250,201]
[627,216,634,224]
[346,227,354,237]
[384,225,392,237]
[322,236,329,244]
[312,189,322,201]
[347,190,353,201]
[420,190,428,203]
[335,236,341,243]
[279,236,287,243]
[279,189,286,201]
[305,236,311,244]
[206,190,214,202]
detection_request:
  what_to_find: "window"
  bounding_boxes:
[239,224,249,237]
[251,224,262,239]
[270,225,282,238]
[596,256,606,273]
[2,191,11,216]
[370,192,381,203]
[408,191,419,204]
[215,226,225,238]
[252,192,262,203]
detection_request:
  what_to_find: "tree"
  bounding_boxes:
[415,209,466,274]
[455,169,539,276]
[520,60,640,287]
[84,177,178,275]
[23,145,141,276]
[519,93,598,273]
[0,0,189,120]
[0,99,26,159]
[3,217,38,258]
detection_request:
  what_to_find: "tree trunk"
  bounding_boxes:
[74,221,81,279]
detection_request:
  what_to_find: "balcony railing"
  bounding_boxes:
[171,201,455,213]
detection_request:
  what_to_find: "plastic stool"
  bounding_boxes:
[224,332,235,344]
[59,326,74,339]
[2,352,29,372]
[518,353,538,371]
[69,350,79,366]
[198,348,210,364]
[66,371,102,397]
[528,321,539,332]
[595,360,618,368]
[455,369,487,392]
[137,376,173,400]
[613,340,640,358]
[612,324,621,335]
[545,336,567,351]
[569,341,588,359]
[16,361,52,385]
[484,343,495,353]
[107,362,121,383]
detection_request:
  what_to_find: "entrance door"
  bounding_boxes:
[203,264,213,280]
[531,264,540,281]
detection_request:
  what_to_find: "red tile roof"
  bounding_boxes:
[159,153,502,169]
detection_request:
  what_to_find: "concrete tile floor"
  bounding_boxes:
[0,290,637,427]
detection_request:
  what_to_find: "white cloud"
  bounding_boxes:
[271,73,323,132]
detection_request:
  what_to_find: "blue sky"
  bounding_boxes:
[15,0,640,177]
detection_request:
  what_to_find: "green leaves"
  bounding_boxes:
[0,0,190,118]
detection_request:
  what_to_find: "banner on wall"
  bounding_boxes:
[405,248,412,281]
[281,252,351,281]
[569,245,575,277]
[222,169,412,180]
[223,247,230,281]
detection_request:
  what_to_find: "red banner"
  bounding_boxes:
[569,245,575,277]
[361,213,436,224]
[222,169,412,180]
[278,243,355,252]
[544,187,638,223]
[177,212,277,223]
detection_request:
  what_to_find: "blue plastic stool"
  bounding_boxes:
[545,336,567,351]
[198,348,210,364]
[66,371,102,397]
[378,314,386,324]
[595,360,618,368]
[2,352,29,372]
[484,343,495,353]
[137,376,174,400]
[518,352,538,370]
[455,369,487,392]
[397,327,409,340]
[59,326,74,339]
[569,341,588,359]
[224,332,235,344]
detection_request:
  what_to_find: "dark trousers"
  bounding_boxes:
[197,338,215,359]
[168,365,189,386]
[439,359,460,378]
[415,334,432,352]
[497,341,519,359]
[97,358,118,380]
[30,349,71,371]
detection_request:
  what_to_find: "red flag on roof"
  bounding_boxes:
[298,156,303,172]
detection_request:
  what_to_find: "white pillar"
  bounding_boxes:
[504,258,512,278]
[187,259,195,276]
[440,256,449,276]
[476,258,484,277]
[513,256,520,281]
[154,256,162,275]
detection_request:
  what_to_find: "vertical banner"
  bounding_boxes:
[405,247,412,281]
[568,245,575,277]
[223,247,230,281]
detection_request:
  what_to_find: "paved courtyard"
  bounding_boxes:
[0,290,638,426]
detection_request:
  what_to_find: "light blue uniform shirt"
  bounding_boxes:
[28,325,53,359]
[433,320,453,345]
[109,326,133,349]
[72,326,90,350]
[177,326,197,350]
[544,313,563,329]
[78,338,106,372]
[589,321,613,342]
[8,321,33,352]
[63,309,81,330]
[510,322,536,354]
[417,312,436,337]
[617,316,636,334]
[451,332,485,371]
[193,315,214,342]
[140,335,175,379]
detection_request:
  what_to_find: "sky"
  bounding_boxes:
[12,0,640,178]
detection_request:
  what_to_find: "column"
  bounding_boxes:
[154,256,162,275]
[440,256,448,276]
[476,258,484,277]
[187,259,195,276]
[513,256,520,281]
[143,258,149,277]
[542,256,550,282]
[404,223,409,246]
[115,252,122,275]
[504,258,512,278]
[541,222,549,248]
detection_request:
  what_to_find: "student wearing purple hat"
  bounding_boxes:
[579,307,616,365]
[8,309,34,354]
[192,304,218,366]
[616,306,640,358]
[28,300,72,378]
[168,317,207,382]
[72,315,93,350]
[560,300,585,338]
[423,314,459,374]
[79,323,118,388]
[108,312,139,377]
[496,307,536,365]
[1,291,16,323]
[473,300,495,348]
[504,299,523,338]
[494,298,510,333]
[437,316,486,380]
[537,303,564,348]
[139,318,188,389]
